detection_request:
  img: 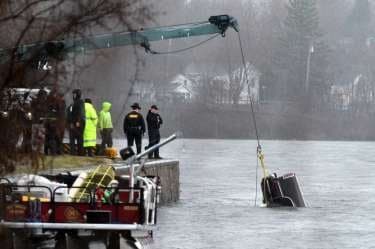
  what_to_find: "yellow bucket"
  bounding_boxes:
[105,147,118,159]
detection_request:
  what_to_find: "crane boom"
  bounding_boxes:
[0,15,239,63]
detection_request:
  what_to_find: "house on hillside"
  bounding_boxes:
[167,62,260,105]
[330,85,351,110]
[169,74,193,102]
[330,74,375,111]
[127,81,155,103]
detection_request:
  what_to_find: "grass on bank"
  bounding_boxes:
[11,155,114,175]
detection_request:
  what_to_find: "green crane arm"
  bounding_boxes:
[0,15,238,63]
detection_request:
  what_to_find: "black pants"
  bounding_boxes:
[86,146,94,157]
[45,124,62,155]
[126,131,142,154]
[45,133,59,155]
[69,127,84,156]
[100,128,113,155]
[21,125,32,153]
[147,129,160,158]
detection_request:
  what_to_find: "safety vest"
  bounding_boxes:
[98,102,113,130]
[84,102,98,147]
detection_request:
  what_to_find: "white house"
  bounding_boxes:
[170,74,193,101]
[169,62,260,104]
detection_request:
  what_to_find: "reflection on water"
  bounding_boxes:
[144,139,375,249]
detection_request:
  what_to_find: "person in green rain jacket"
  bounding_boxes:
[83,99,98,156]
[98,101,113,154]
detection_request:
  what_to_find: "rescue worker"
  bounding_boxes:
[146,105,163,159]
[44,99,59,155]
[83,98,98,157]
[30,89,48,170]
[98,101,113,155]
[30,89,48,153]
[44,90,66,155]
[67,89,85,155]
[123,102,145,154]
[55,92,66,154]
[20,100,33,154]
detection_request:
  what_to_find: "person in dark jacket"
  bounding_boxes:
[44,92,58,155]
[146,105,163,159]
[123,102,145,154]
[30,89,48,154]
[67,89,85,155]
[44,90,66,155]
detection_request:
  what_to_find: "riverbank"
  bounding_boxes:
[105,102,375,141]
[11,155,113,175]
[156,104,375,140]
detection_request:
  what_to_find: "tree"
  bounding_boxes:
[343,0,375,114]
[317,0,352,42]
[277,0,329,110]
[191,72,220,107]
[228,62,258,105]
[345,0,371,42]
[253,0,287,102]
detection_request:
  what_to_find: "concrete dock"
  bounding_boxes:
[113,159,180,205]
[62,157,180,205]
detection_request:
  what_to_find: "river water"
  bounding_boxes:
[145,139,375,249]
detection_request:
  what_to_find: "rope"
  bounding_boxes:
[237,32,261,148]
[237,32,269,206]
[254,148,258,207]
[145,34,221,55]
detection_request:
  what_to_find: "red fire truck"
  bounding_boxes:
[1,172,160,249]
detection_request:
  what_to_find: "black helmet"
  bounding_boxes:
[150,104,158,110]
[72,89,81,100]
[37,89,47,97]
[131,102,141,110]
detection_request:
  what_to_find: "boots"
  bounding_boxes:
[145,146,153,159]
[154,152,162,159]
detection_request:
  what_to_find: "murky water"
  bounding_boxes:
[145,139,375,249]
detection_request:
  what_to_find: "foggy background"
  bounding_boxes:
[64,0,375,140]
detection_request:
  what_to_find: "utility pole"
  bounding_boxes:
[304,40,314,94]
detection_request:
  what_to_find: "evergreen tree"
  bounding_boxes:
[345,0,371,42]
[277,0,329,110]
[344,0,375,113]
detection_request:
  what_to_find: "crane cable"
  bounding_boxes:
[142,34,221,55]
[236,32,269,206]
